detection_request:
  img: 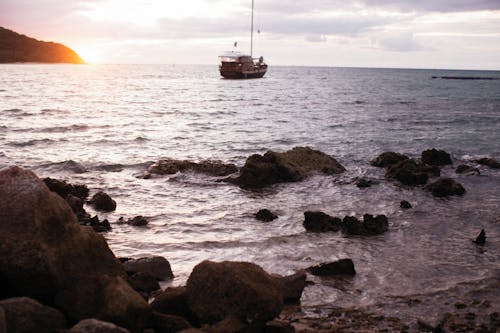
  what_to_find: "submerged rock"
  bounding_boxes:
[303,211,342,232]
[474,157,500,169]
[472,229,486,245]
[370,152,409,168]
[145,158,238,178]
[355,177,377,188]
[400,200,412,209]
[342,214,389,236]
[307,259,356,277]
[255,209,278,222]
[456,164,480,175]
[231,146,345,189]
[386,159,440,185]
[421,148,452,166]
[425,178,466,197]
[89,191,116,212]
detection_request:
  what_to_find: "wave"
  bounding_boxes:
[39,124,90,133]
[2,108,35,117]
[40,108,68,115]
[7,138,56,147]
[38,160,88,173]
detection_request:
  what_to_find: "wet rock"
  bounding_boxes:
[81,215,112,232]
[263,320,295,333]
[0,297,67,333]
[127,272,161,298]
[400,200,412,209]
[186,260,283,325]
[89,191,116,212]
[370,152,409,168]
[425,178,466,197]
[473,229,486,245]
[255,209,278,222]
[0,167,150,331]
[126,216,149,226]
[474,157,500,169]
[421,148,452,166]
[151,287,195,323]
[386,159,440,185]
[355,177,377,188]
[123,256,174,281]
[456,164,480,175]
[341,214,389,235]
[145,159,238,177]
[43,177,89,200]
[231,147,345,189]
[70,319,130,333]
[274,270,307,304]
[150,312,191,333]
[303,211,342,232]
[306,259,356,277]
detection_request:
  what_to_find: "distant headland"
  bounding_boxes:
[0,27,84,64]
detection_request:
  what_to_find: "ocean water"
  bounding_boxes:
[1,64,499,322]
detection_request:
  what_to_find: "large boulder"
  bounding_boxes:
[0,167,150,331]
[303,211,342,232]
[186,261,283,326]
[144,159,238,178]
[425,178,466,197]
[421,149,452,166]
[370,152,409,168]
[88,191,116,212]
[385,159,440,185]
[123,256,174,281]
[151,287,195,323]
[231,147,345,188]
[0,297,66,333]
[274,271,307,304]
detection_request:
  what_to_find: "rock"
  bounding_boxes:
[341,214,388,236]
[255,209,278,222]
[43,177,89,200]
[0,307,5,333]
[127,272,161,297]
[127,216,149,227]
[385,159,440,185]
[370,152,409,168]
[421,149,452,166]
[70,319,130,333]
[145,159,238,177]
[472,229,486,245]
[151,287,194,323]
[231,147,345,189]
[186,261,283,325]
[425,178,466,197]
[203,315,247,333]
[303,211,342,232]
[474,157,500,169]
[274,271,307,304]
[341,216,365,235]
[455,164,480,175]
[0,297,67,333]
[0,167,150,331]
[355,177,377,188]
[123,256,174,281]
[263,320,295,333]
[150,312,191,333]
[81,215,112,233]
[88,191,116,212]
[400,200,412,209]
[306,259,356,277]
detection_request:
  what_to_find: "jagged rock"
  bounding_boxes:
[421,149,452,166]
[370,152,409,168]
[231,147,345,189]
[386,159,440,185]
[123,256,174,281]
[455,164,480,175]
[145,159,238,177]
[89,191,116,212]
[341,214,389,235]
[43,177,89,199]
[303,211,342,232]
[474,157,500,169]
[81,215,111,232]
[307,259,356,277]
[127,216,149,227]
[70,319,130,333]
[425,178,466,197]
[0,297,66,333]
[472,229,486,245]
[255,209,278,222]
[0,167,150,331]
[400,200,412,209]
[355,177,377,188]
[186,261,283,325]
[274,270,307,304]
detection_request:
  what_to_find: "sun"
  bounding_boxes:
[74,46,102,64]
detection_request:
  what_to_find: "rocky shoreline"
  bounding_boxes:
[1,147,499,332]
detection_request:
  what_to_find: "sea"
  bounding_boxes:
[1,64,499,323]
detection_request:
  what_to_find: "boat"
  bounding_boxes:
[219,0,267,79]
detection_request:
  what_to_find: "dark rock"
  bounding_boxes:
[425,178,466,197]
[0,167,150,331]
[0,307,5,333]
[231,147,345,189]
[341,215,389,235]
[42,177,89,200]
[274,270,307,304]
[355,177,376,188]
[473,229,486,245]
[386,159,440,185]
[81,215,112,232]
[455,164,480,175]
[70,319,130,333]
[88,191,116,212]
[474,157,500,169]
[303,211,342,232]
[204,315,248,333]
[341,216,365,235]
[255,209,278,222]
[0,297,66,333]
[127,216,149,227]
[307,259,356,276]
[151,287,195,323]
[145,159,238,177]
[186,261,283,325]
[150,312,191,333]
[127,272,161,297]
[370,152,409,168]
[421,148,452,166]
[263,320,295,333]
[400,200,412,209]
[123,256,174,281]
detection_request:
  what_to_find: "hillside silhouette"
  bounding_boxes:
[0,27,84,64]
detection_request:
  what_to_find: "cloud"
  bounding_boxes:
[360,0,500,13]
[374,32,427,52]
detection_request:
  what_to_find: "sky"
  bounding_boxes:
[1,0,500,69]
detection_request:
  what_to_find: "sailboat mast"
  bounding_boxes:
[250,0,254,58]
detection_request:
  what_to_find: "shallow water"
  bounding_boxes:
[1,64,499,322]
